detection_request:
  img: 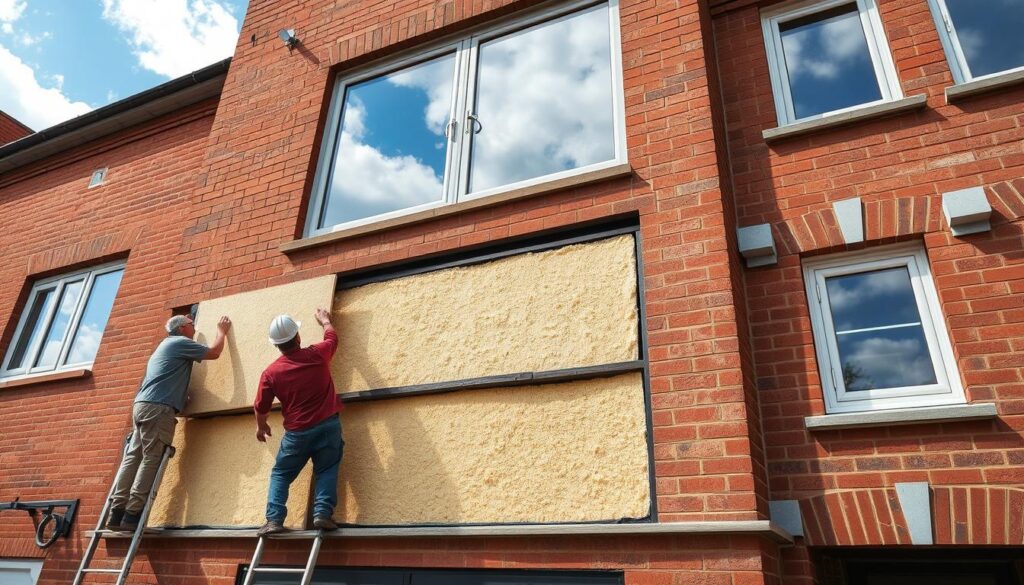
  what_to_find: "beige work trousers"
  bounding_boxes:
[109,402,177,513]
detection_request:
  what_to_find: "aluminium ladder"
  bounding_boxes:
[241,529,324,585]
[72,442,175,585]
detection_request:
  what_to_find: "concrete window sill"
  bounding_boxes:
[0,368,91,390]
[946,69,1024,102]
[763,95,928,143]
[92,520,794,543]
[805,403,997,431]
[280,163,633,254]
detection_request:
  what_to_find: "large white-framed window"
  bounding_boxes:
[927,0,1024,85]
[761,0,903,126]
[1,261,125,380]
[803,244,965,414]
[305,0,627,236]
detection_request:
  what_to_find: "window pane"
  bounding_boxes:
[825,267,921,331]
[469,4,615,193]
[33,280,84,369]
[66,269,124,364]
[319,53,457,228]
[6,288,55,370]
[779,4,883,119]
[945,0,1024,78]
[836,326,938,391]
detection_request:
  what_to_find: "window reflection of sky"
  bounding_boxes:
[320,54,456,228]
[67,270,124,364]
[946,0,1024,78]
[35,281,84,368]
[469,4,615,192]
[779,4,882,119]
[8,288,54,369]
[825,267,937,391]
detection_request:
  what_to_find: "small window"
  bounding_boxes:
[761,0,902,125]
[88,168,107,188]
[2,262,125,379]
[928,0,1024,84]
[307,0,626,235]
[803,245,964,414]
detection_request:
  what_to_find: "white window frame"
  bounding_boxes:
[1,260,125,380]
[305,0,627,237]
[88,167,107,188]
[761,0,903,126]
[926,0,1024,85]
[803,244,965,414]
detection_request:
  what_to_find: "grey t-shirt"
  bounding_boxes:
[134,336,209,412]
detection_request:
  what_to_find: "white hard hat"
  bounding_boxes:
[268,314,301,345]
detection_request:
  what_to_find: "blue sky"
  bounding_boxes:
[0,0,247,131]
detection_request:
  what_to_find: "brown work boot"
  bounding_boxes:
[312,516,338,530]
[105,508,125,531]
[257,520,286,536]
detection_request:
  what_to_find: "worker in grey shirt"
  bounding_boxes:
[106,313,232,530]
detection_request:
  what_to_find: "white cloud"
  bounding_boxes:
[842,335,936,390]
[782,10,868,81]
[826,268,909,315]
[101,0,240,78]
[17,29,50,46]
[67,323,103,364]
[1,23,12,34]
[0,0,25,23]
[0,43,91,130]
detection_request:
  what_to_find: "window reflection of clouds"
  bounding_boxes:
[67,270,124,364]
[946,0,1024,78]
[825,267,920,331]
[35,281,84,368]
[779,6,882,119]
[470,5,615,192]
[321,54,456,228]
[837,329,937,391]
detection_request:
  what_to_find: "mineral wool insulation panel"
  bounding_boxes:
[332,235,638,392]
[184,275,337,416]
[150,412,313,529]
[338,372,650,525]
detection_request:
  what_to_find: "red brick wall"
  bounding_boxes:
[0,111,31,145]
[0,100,217,574]
[712,0,1024,582]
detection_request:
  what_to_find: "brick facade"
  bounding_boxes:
[0,111,31,145]
[0,0,1021,583]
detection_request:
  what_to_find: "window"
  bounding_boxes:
[928,0,1024,84]
[761,0,902,125]
[2,261,125,379]
[306,0,626,235]
[88,168,107,188]
[803,245,964,414]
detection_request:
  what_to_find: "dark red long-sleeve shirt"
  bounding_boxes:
[254,327,342,431]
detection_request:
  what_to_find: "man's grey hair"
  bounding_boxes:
[166,315,191,335]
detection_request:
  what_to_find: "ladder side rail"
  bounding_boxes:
[114,444,175,585]
[72,433,132,585]
[299,532,324,585]
[241,537,268,585]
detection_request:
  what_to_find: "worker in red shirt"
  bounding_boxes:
[253,307,342,536]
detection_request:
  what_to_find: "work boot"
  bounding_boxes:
[119,511,142,531]
[312,516,338,531]
[105,508,125,531]
[257,520,286,537]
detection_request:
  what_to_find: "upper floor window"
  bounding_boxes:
[306,0,626,235]
[1,262,125,379]
[803,245,965,414]
[928,0,1024,84]
[761,0,902,126]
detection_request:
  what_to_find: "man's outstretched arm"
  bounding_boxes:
[205,316,232,360]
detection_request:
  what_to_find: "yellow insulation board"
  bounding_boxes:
[185,275,337,416]
[150,412,313,529]
[332,235,638,392]
[338,372,650,525]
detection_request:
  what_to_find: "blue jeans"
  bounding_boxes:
[266,415,343,523]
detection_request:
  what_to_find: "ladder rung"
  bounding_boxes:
[252,567,307,574]
[81,568,122,574]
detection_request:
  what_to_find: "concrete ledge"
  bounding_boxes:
[91,520,793,544]
[281,163,634,254]
[0,368,91,390]
[946,69,1024,102]
[805,403,997,431]
[763,95,927,142]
